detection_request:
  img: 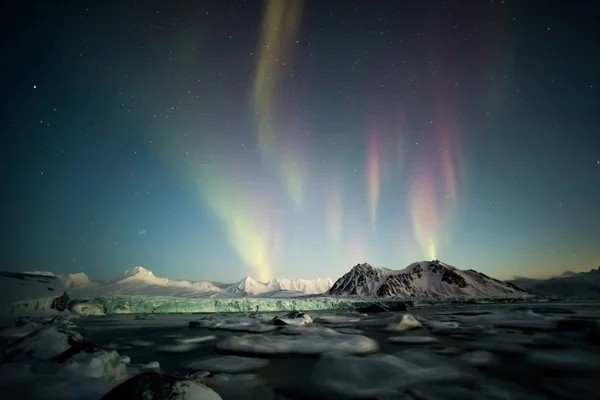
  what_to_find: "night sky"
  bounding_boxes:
[2,0,598,283]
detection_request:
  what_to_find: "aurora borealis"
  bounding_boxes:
[2,0,599,282]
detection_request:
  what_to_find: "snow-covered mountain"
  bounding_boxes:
[329,260,530,299]
[13,267,334,298]
[67,266,224,298]
[224,276,334,296]
[509,267,600,298]
[0,272,66,316]
[24,271,97,288]
[58,272,96,288]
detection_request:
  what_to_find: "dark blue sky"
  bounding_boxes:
[1,0,598,282]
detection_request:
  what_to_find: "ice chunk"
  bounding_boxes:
[312,350,476,399]
[272,311,313,326]
[313,314,361,324]
[100,371,222,400]
[427,320,460,334]
[140,361,160,371]
[388,335,439,344]
[59,350,127,381]
[384,314,422,332]
[4,325,82,361]
[311,353,415,398]
[183,355,269,373]
[157,343,200,353]
[334,328,365,335]
[175,335,216,344]
[459,350,500,367]
[217,332,378,355]
[279,325,338,335]
[211,321,278,333]
[355,314,399,328]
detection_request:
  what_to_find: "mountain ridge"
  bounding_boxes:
[329,260,531,299]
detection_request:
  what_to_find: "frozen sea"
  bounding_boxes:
[1,301,600,399]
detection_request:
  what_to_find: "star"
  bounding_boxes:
[33,85,36,89]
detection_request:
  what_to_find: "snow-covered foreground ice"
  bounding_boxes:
[2,303,600,399]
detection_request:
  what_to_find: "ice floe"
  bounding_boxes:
[271,310,313,326]
[156,342,201,353]
[217,332,378,355]
[388,335,440,344]
[384,314,422,331]
[459,350,500,367]
[311,350,476,398]
[4,325,82,361]
[175,334,216,344]
[183,355,269,373]
[100,371,222,400]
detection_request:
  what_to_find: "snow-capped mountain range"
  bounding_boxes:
[19,261,538,299]
[24,267,334,298]
[224,276,335,296]
[329,261,530,299]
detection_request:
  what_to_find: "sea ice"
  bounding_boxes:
[100,371,222,400]
[156,343,200,353]
[313,314,361,324]
[388,335,440,344]
[279,325,338,335]
[175,335,216,344]
[459,350,500,367]
[211,321,278,332]
[312,350,476,399]
[183,355,269,373]
[427,320,460,333]
[384,314,422,331]
[139,361,160,371]
[271,310,313,326]
[4,325,82,361]
[58,350,128,381]
[217,332,378,355]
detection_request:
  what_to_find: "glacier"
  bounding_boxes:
[10,295,407,315]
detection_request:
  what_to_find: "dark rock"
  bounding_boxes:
[50,291,71,312]
[51,342,105,363]
[189,321,202,328]
[47,287,54,291]
[100,371,218,400]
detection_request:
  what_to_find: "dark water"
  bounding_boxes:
[72,303,600,400]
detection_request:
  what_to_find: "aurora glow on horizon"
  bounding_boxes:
[2,0,599,283]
